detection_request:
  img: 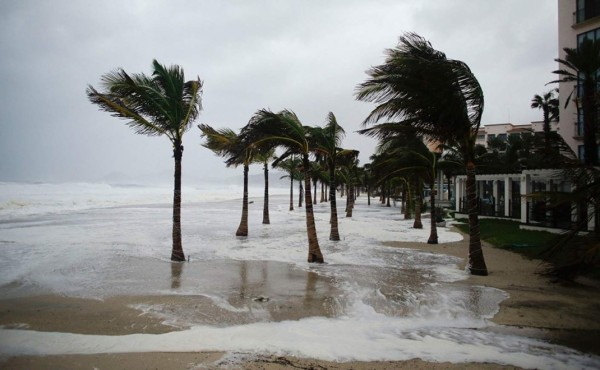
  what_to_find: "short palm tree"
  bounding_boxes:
[531,89,559,154]
[312,112,356,240]
[255,149,276,224]
[86,60,202,262]
[242,109,325,263]
[361,126,440,242]
[356,32,488,275]
[274,156,301,211]
[552,37,600,166]
[198,124,253,237]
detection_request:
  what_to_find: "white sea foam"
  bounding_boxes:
[0,182,598,369]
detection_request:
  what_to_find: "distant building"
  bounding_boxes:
[557,0,600,160]
[474,121,558,147]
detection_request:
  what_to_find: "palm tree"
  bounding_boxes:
[198,124,254,237]
[552,37,600,166]
[242,109,325,263]
[355,32,488,275]
[531,89,559,154]
[86,60,202,262]
[256,149,276,224]
[361,127,441,242]
[312,112,356,240]
[274,156,301,211]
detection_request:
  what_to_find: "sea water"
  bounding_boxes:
[0,181,598,369]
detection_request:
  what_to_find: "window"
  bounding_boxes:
[487,134,495,140]
[577,145,600,162]
[497,133,507,142]
[476,134,485,141]
[575,28,600,132]
[577,27,600,46]
[577,108,584,136]
[577,0,600,23]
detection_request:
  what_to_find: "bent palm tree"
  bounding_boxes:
[198,124,253,237]
[356,32,488,275]
[243,109,325,263]
[87,60,202,261]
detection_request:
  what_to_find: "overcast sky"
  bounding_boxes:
[0,0,558,184]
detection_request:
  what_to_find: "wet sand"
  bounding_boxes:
[1,227,599,369]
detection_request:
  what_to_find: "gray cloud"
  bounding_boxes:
[0,0,557,183]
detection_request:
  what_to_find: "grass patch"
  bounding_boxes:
[454,218,599,281]
[453,218,560,259]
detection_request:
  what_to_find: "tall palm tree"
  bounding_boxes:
[552,37,600,166]
[242,109,325,263]
[531,89,559,154]
[355,32,488,275]
[86,60,202,262]
[198,124,254,237]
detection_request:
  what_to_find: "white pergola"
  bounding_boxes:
[454,169,576,227]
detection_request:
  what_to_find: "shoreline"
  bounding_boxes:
[1,227,599,369]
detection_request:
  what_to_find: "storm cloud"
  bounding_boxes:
[0,1,557,183]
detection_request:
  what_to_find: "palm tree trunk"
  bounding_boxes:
[313,178,317,205]
[236,164,249,236]
[320,181,325,203]
[289,177,294,211]
[262,162,270,224]
[386,182,391,207]
[303,155,324,263]
[404,185,412,220]
[299,181,303,207]
[367,184,371,206]
[427,179,438,244]
[543,106,551,154]
[171,143,185,262]
[346,183,354,217]
[466,161,488,275]
[413,177,423,229]
[329,166,340,241]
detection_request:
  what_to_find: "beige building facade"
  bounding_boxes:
[475,121,558,147]
[557,0,600,160]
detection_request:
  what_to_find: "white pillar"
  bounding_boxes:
[455,178,462,212]
[437,170,444,201]
[504,177,511,217]
[520,174,531,224]
[492,180,499,215]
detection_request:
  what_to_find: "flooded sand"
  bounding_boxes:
[0,259,343,334]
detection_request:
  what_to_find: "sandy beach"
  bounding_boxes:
[1,225,599,369]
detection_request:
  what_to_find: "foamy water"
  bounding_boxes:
[0,182,598,369]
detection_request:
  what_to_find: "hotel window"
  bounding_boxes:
[577,0,600,23]
[577,145,600,162]
[497,133,507,142]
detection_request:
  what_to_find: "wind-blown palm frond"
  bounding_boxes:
[87,59,203,144]
[198,124,251,167]
[356,32,487,273]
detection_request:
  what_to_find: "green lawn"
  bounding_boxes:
[453,218,561,259]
